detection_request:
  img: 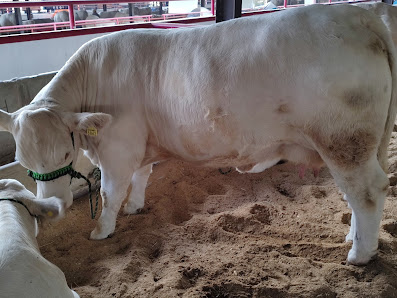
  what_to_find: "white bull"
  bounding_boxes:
[0,4,396,265]
[0,179,78,297]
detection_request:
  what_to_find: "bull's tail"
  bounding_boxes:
[378,33,397,173]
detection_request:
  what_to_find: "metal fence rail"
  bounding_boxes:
[0,0,378,44]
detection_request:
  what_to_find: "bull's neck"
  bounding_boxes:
[40,56,88,113]
[0,201,39,251]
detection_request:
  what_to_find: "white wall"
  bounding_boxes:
[0,32,109,81]
[242,0,255,9]
[169,0,198,13]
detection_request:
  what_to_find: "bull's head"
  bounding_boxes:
[0,106,111,209]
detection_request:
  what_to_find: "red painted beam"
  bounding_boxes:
[0,0,187,9]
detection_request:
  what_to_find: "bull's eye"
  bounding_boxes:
[65,152,70,161]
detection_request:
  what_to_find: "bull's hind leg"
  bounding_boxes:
[123,164,153,214]
[329,156,389,265]
[345,202,356,243]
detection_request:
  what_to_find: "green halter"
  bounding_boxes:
[25,133,100,219]
[27,163,99,220]
[27,164,74,182]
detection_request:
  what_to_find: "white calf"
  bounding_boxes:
[0,179,79,298]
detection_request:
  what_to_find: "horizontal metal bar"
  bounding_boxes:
[0,15,215,44]
[152,22,197,28]
[0,21,156,44]
[0,0,186,9]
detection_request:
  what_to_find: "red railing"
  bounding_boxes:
[0,10,213,34]
[0,0,213,30]
[0,0,379,44]
[0,0,216,43]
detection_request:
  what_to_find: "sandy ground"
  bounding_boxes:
[37,132,397,298]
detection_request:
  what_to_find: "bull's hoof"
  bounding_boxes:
[347,248,377,266]
[345,231,354,242]
[123,201,144,215]
[90,228,112,240]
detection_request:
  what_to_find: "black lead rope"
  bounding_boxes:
[69,168,100,220]
[0,198,37,218]
[218,168,232,175]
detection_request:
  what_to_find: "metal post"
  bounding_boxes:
[159,2,162,15]
[128,3,133,16]
[216,0,241,23]
[68,4,75,29]
[211,0,214,15]
[103,4,107,11]
[14,8,22,25]
[25,0,31,20]
[13,0,22,26]
[235,0,241,15]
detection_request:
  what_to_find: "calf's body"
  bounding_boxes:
[0,179,78,298]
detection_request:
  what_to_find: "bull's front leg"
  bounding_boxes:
[90,165,134,240]
[123,163,153,214]
[89,142,139,240]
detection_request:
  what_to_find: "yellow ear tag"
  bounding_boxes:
[87,127,98,136]
[47,211,53,217]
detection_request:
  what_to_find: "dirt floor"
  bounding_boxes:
[37,133,397,298]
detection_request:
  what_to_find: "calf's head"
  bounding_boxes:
[0,179,65,236]
[0,106,111,208]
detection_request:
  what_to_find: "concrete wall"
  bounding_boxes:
[0,32,108,81]
[0,72,96,196]
[0,72,56,165]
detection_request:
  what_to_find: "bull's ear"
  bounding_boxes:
[65,112,112,136]
[27,197,65,221]
[0,109,12,132]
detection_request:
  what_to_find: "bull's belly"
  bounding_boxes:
[197,142,324,171]
[145,127,324,172]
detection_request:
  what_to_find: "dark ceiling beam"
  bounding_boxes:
[216,0,242,23]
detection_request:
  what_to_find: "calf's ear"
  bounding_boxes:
[26,196,65,222]
[64,112,112,136]
[0,109,12,132]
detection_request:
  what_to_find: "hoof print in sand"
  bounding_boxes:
[177,267,204,289]
[382,220,397,237]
